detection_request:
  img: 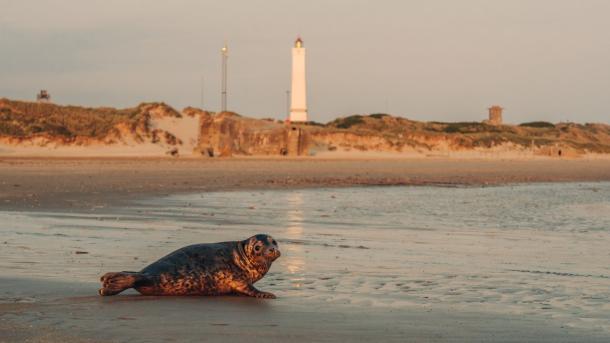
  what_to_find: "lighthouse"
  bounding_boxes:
[289,37,308,122]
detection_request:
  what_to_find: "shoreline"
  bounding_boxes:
[2,156,610,210]
[2,277,608,343]
[2,157,610,211]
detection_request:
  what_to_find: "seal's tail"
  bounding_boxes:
[99,271,141,296]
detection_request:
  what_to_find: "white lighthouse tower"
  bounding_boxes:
[289,37,308,122]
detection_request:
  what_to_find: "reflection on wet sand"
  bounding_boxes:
[283,192,306,286]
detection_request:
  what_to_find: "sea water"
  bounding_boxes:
[1,182,609,331]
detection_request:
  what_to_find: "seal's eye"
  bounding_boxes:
[254,245,262,253]
[271,239,277,245]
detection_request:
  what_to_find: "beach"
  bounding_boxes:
[2,156,610,211]
[4,0,610,340]
[2,157,610,342]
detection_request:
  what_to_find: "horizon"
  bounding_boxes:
[1,1,609,124]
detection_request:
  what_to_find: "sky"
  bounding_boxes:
[1,0,609,124]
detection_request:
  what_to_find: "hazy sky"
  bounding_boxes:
[1,0,609,123]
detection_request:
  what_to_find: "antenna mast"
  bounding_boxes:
[221,43,228,112]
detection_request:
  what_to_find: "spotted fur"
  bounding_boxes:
[99,234,280,299]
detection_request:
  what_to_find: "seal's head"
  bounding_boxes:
[243,234,281,266]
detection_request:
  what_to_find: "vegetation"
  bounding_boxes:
[519,121,555,128]
[301,121,325,127]
[329,115,365,129]
[328,113,395,129]
[0,99,178,139]
[422,121,501,134]
[321,111,610,153]
[369,113,389,119]
[442,122,489,134]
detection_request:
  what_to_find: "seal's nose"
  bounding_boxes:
[268,247,281,258]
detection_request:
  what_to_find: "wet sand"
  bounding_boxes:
[2,157,610,342]
[2,157,610,211]
[3,278,606,343]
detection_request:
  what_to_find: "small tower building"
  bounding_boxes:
[36,90,51,103]
[487,105,503,125]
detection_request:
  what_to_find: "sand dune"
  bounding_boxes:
[2,98,610,158]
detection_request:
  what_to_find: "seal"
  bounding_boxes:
[98,234,280,299]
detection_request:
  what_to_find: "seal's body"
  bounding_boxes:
[99,234,280,298]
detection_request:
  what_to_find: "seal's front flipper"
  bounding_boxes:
[99,271,143,296]
[234,284,276,299]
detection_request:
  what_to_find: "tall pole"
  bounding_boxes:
[200,75,205,109]
[221,44,228,112]
[286,90,291,118]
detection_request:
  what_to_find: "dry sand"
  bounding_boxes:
[2,157,610,211]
